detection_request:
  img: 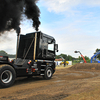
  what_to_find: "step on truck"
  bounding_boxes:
[0,31,58,88]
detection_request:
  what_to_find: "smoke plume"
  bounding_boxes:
[0,0,40,35]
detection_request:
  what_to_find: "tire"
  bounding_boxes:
[0,64,16,88]
[43,67,53,80]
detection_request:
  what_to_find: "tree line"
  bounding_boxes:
[0,49,100,61]
[56,53,90,63]
[56,54,75,61]
[94,48,100,60]
[56,48,100,63]
[0,50,15,58]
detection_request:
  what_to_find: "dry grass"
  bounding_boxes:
[69,63,100,70]
[56,65,72,69]
[1,63,100,100]
[62,63,100,100]
[63,85,100,100]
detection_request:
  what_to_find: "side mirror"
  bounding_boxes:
[56,50,59,52]
[55,44,58,52]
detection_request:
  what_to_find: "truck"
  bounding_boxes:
[0,31,58,88]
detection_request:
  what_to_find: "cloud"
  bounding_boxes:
[40,0,100,13]
[39,17,100,58]
[55,30,100,58]
[86,0,100,6]
[0,31,17,54]
[1,0,100,57]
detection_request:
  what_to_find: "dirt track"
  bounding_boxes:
[1,64,100,100]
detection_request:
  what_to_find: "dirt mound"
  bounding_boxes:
[69,63,100,70]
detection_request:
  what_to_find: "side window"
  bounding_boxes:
[48,43,54,51]
[48,39,54,51]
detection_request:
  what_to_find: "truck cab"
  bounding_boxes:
[0,31,58,88]
[17,31,58,60]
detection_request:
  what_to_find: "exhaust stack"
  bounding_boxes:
[16,27,21,59]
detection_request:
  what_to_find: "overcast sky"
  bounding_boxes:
[0,0,100,58]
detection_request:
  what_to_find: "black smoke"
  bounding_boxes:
[0,0,40,35]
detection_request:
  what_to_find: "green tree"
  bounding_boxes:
[0,50,15,58]
[84,56,90,60]
[56,53,75,61]
[0,50,8,56]
[78,56,83,60]
[94,48,100,60]
[67,55,72,61]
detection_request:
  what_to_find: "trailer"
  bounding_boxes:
[0,31,58,88]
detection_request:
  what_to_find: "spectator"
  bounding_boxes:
[64,60,66,67]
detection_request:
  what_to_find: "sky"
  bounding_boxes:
[0,0,100,58]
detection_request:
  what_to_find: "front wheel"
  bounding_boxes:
[43,67,53,80]
[0,64,16,88]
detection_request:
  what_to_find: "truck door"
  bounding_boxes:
[42,36,56,60]
[42,37,48,58]
[47,39,55,60]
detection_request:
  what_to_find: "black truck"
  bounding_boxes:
[0,31,58,88]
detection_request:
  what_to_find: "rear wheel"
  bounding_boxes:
[0,64,16,88]
[43,67,53,80]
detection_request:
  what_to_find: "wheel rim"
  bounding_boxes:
[47,69,52,77]
[1,70,12,84]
